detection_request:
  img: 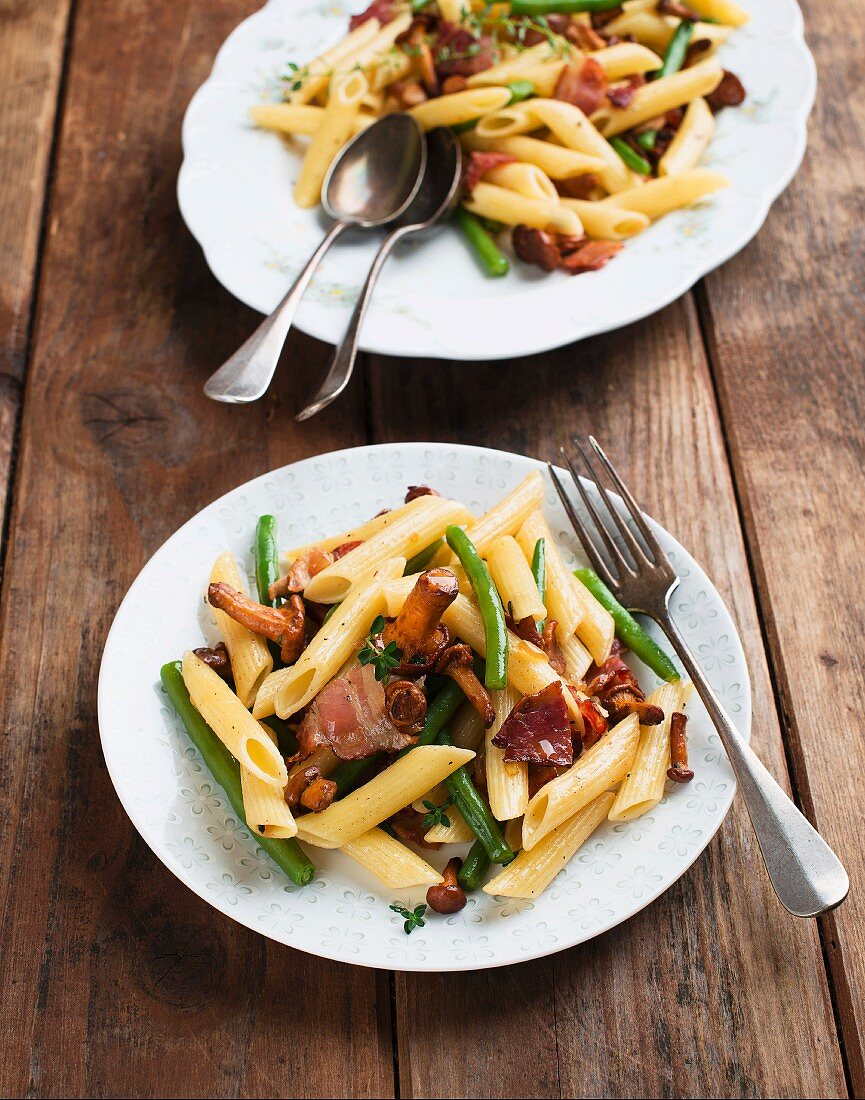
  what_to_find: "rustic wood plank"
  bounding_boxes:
[369,293,847,1098]
[0,2,389,1097]
[0,0,71,551]
[696,0,864,1090]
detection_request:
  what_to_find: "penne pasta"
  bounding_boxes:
[658,96,715,177]
[254,557,405,719]
[182,651,288,787]
[560,632,593,683]
[602,168,730,220]
[571,573,615,666]
[282,500,423,563]
[240,725,296,838]
[609,680,692,821]
[522,711,640,850]
[486,686,529,821]
[485,791,615,898]
[466,42,559,87]
[463,470,545,559]
[296,745,475,848]
[487,535,546,622]
[560,199,651,241]
[208,551,273,708]
[410,86,512,130]
[249,103,370,139]
[685,0,749,26]
[515,510,585,640]
[294,69,368,208]
[525,99,632,194]
[424,804,475,844]
[464,181,585,234]
[484,162,559,204]
[450,702,487,752]
[463,132,607,181]
[341,827,444,887]
[591,58,724,137]
[589,42,663,80]
[284,18,382,105]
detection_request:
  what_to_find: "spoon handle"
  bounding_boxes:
[204,220,349,404]
[296,227,407,421]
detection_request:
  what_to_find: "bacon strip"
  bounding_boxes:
[349,0,395,31]
[491,682,574,767]
[554,58,608,117]
[464,151,517,195]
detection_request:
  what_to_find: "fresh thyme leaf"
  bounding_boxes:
[390,902,427,934]
[358,617,402,682]
[421,796,454,830]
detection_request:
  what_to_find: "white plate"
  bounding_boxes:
[178,0,815,359]
[99,444,750,971]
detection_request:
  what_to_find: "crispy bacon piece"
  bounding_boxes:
[667,711,694,782]
[390,808,441,849]
[541,620,566,675]
[436,643,495,728]
[296,663,417,759]
[657,0,700,19]
[349,0,395,31]
[383,568,459,675]
[506,611,543,648]
[208,583,305,664]
[591,7,623,30]
[334,539,362,560]
[492,682,574,767]
[384,678,428,734]
[435,22,495,79]
[405,484,441,503]
[192,641,233,683]
[576,693,608,749]
[464,151,517,194]
[560,239,623,274]
[393,80,428,108]
[270,545,334,599]
[512,226,561,272]
[607,74,645,109]
[554,58,608,117]
[707,70,746,110]
[557,173,600,200]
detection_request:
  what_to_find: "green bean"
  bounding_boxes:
[656,19,693,80]
[610,137,652,176]
[531,537,546,631]
[573,568,680,682]
[399,679,465,756]
[255,515,280,607]
[510,0,622,13]
[457,839,491,891]
[439,731,513,864]
[404,538,444,575]
[635,128,658,151]
[455,207,510,278]
[160,661,315,886]
[506,79,535,105]
[446,525,508,689]
[323,602,340,624]
[330,756,378,797]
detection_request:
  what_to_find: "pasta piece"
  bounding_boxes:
[602,168,729,219]
[254,557,405,719]
[522,711,640,850]
[240,725,296,838]
[484,162,559,204]
[504,816,524,854]
[181,651,288,786]
[602,8,678,53]
[515,510,585,640]
[609,680,692,821]
[463,133,606,181]
[560,199,650,241]
[591,58,724,136]
[590,42,663,81]
[424,804,475,844]
[341,827,443,887]
[296,745,475,848]
[486,686,529,822]
[285,18,382,105]
[466,42,559,87]
[526,99,632,194]
[487,535,546,622]
[571,573,615,666]
[410,87,512,130]
[465,182,585,234]
[485,791,615,898]
[685,0,749,26]
[370,46,414,93]
[475,101,539,140]
[436,0,464,23]
[303,496,473,603]
[463,470,545,558]
[250,103,370,138]
[208,551,273,708]
[282,502,420,563]
[294,69,368,208]
[412,781,447,814]
[508,59,567,98]
[450,702,486,752]
[560,633,592,683]
[658,96,715,177]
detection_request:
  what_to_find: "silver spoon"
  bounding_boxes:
[203,114,427,404]
[296,127,463,421]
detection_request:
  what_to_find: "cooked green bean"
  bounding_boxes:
[160,661,315,886]
[531,537,546,630]
[455,207,510,278]
[574,568,680,682]
[457,838,491,891]
[439,731,513,864]
[511,0,622,13]
[506,79,535,105]
[656,19,693,80]
[330,756,378,797]
[445,525,508,690]
[255,515,280,607]
[404,538,444,575]
[610,137,652,175]
[635,128,658,151]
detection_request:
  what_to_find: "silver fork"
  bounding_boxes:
[550,436,848,918]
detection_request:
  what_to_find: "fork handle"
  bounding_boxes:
[659,607,848,917]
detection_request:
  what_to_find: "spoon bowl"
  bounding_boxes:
[202,114,426,404]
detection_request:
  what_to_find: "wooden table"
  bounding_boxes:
[1,2,861,1096]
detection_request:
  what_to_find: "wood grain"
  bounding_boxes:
[0,2,389,1097]
[696,0,865,1090]
[0,0,72,549]
[369,295,847,1098]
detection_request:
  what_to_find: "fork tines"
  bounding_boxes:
[548,436,671,593]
